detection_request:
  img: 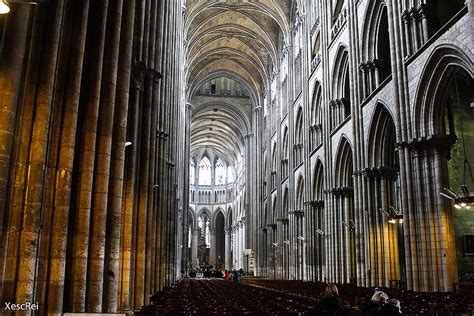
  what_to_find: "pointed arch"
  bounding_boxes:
[413,44,474,138]
[332,45,351,125]
[361,0,392,91]
[212,208,226,227]
[310,82,323,149]
[294,107,304,166]
[367,103,397,169]
[295,107,304,145]
[334,136,354,188]
[226,207,233,228]
[282,186,289,219]
[312,159,324,201]
[272,195,278,224]
[295,174,305,211]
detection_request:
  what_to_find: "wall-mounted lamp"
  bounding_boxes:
[388,214,404,224]
[297,236,305,241]
[125,141,132,147]
[315,228,326,236]
[440,186,473,210]
[342,220,355,231]
[283,240,290,245]
[272,242,279,247]
[0,1,10,14]
[379,206,404,224]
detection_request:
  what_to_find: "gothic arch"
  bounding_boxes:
[361,0,392,83]
[332,45,351,121]
[310,82,323,149]
[282,186,289,219]
[212,208,226,227]
[295,107,304,144]
[197,207,212,222]
[312,159,324,201]
[334,136,354,187]
[295,174,305,211]
[413,44,474,138]
[332,0,345,22]
[272,195,278,223]
[365,102,401,287]
[311,82,323,126]
[188,206,197,226]
[282,126,289,158]
[367,102,397,168]
[226,207,233,228]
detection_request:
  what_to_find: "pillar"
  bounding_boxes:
[209,228,216,266]
[225,228,232,270]
[191,229,198,266]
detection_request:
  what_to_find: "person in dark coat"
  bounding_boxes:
[382,299,402,315]
[314,284,344,316]
[359,291,388,316]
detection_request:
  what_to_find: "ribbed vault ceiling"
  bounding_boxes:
[186,0,291,165]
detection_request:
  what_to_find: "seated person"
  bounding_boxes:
[359,290,388,316]
[382,299,402,316]
[314,283,344,315]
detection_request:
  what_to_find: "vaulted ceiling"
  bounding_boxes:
[186,0,292,166]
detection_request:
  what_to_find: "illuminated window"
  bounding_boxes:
[198,156,211,185]
[227,166,235,183]
[215,158,226,185]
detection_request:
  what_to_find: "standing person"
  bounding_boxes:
[233,269,240,283]
[359,291,388,316]
[224,270,230,281]
[314,284,344,315]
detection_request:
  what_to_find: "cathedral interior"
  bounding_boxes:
[0,0,473,314]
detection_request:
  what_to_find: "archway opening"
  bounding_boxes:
[441,68,474,282]
[215,211,225,269]
[197,212,210,266]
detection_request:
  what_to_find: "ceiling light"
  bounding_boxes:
[0,1,10,14]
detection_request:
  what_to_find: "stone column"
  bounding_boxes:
[47,1,91,314]
[87,0,124,311]
[209,227,216,266]
[0,10,33,286]
[191,228,198,265]
[70,0,109,310]
[103,0,136,312]
[225,228,232,270]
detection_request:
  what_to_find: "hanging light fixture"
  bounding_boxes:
[439,74,474,210]
[0,0,10,14]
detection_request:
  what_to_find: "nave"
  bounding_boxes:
[136,278,474,315]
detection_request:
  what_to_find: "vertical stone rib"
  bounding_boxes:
[15,0,65,305]
[119,68,143,311]
[69,0,109,311]
[47,0,90,314]
[134,70,153,308]
[144,0,158,298]
[103,0,136,312]
[0,5,34,302]
[86,0,123,311]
